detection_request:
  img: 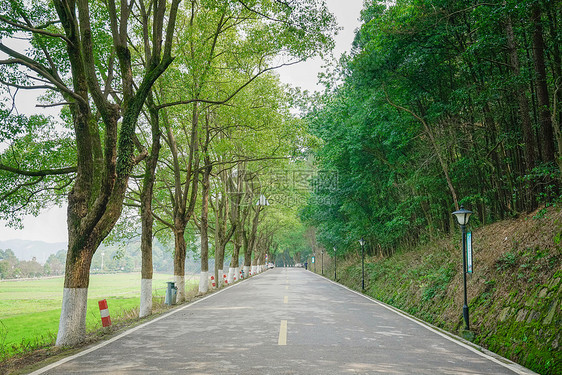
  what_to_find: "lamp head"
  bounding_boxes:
[256,194,269,206]
[359,238,365,246]
[452,205,473,226]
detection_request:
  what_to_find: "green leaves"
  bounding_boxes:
[303,0,562,256]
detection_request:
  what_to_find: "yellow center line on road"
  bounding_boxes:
[285,285,289,290]
[278,320,288,346]
[284,296,288,304]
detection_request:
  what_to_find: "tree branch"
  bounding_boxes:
[157,60,303,110]
[0,46,84,105]
[0,15,71,44]
[0,163,77,176]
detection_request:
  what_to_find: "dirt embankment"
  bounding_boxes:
[319,206,562,375]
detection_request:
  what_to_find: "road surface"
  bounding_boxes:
[32,268,536,374]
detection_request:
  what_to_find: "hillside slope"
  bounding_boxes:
[316,206,561,375]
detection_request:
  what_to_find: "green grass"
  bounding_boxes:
[0,273,198,356]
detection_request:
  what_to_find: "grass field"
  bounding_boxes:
[0,273,199,356]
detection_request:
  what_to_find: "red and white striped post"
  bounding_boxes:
[223,274,228,285]
[210,275,216,288]
[98,299,111,327]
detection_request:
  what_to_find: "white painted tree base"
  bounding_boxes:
[251,265,258,276]
[234,267,240,281]
[218,269,224,286]
[56,288,88,346]
[227,267,235,284]
[139,279,152,318]
[199,271,209,294]
[175,275,185,303]
[243,265,250,278]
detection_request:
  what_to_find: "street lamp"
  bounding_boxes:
[333,246,337,280]
[321,249,324,276]
[452,205,473,330]
[359,238,365,292]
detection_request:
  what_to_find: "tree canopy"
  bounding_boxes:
[302,0,562,256]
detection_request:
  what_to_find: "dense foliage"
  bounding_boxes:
[303,0,562,255]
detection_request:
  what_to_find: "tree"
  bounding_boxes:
[0,0,180,345]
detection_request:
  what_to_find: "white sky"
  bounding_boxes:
[0,0,364,244]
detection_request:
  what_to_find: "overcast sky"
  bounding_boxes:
[0,0,365,244]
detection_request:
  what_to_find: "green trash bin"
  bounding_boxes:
[165,281,177,305]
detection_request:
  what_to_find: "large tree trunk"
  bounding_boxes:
[166,103,200,302]
[213,178,234,286]
[214,201,226,286]
[199,159,211,294]
[139,100,161,318]
[173,226,187,302]
[57,239,95,346]
[227,165,245,283]
[228,229,241,284]
[504,9,538,211]
[243,246,252,278]
[531,4,556,164]
[53,0,179,347]
[244,206,261,277]
[545,0,562,172]
[216,242,226,286]
[140,187,154,318]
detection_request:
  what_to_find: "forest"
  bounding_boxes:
[0,0,561,352]
[303,0,562,256]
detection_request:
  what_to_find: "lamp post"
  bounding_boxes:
[452,205,473,331]
[359,238,365,292]
[255,194,269,275]
[333,246,337,280]
[321,249,324,276]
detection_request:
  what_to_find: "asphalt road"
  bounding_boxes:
[32,268,536,374]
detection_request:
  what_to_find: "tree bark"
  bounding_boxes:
[199,151,212,293]
[244,205,261,276]
[139,98,161,318]
[166,103,200,302]
[229,228,242,283]
[173,225,187,301]
[213,172,235,286]
[531,4,556,163]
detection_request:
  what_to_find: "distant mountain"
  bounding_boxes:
[0,239,67,264]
